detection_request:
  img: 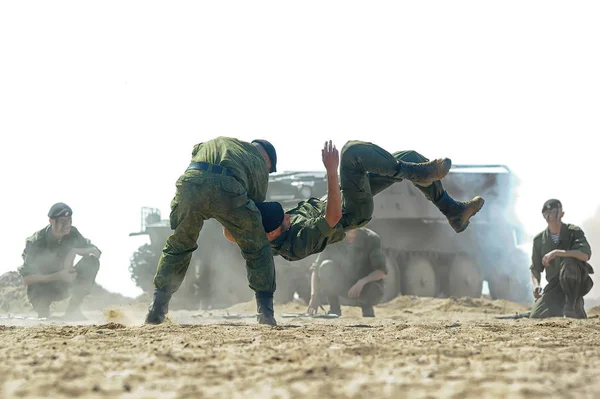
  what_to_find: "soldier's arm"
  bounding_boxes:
[323,143,342,228]
[530,240,543,289]
[23,271,70,286]
[556,226,592,262]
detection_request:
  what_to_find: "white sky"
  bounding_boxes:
[1,1,599,298]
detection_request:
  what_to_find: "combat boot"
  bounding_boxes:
[434,191,485,233]
[396,158,452,187]
[145,289,172,325]
[361,305,375,317]
[256,291,277,326]
[327,296,342,316]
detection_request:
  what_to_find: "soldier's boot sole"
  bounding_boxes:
[447,196,485,233]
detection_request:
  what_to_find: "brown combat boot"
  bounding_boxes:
[396,158,452,187]
[435,192,485,233]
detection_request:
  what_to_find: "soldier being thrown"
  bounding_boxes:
[18,203,101,320]
[224,140,485,264]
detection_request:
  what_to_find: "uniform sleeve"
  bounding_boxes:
[249,174,268,203]
[529,239,543,280]
[71,228,101,254]
[367,235,387,274]
[18,239,38,277]
[570,226,592,259]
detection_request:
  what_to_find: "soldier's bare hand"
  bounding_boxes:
[322,140,339,172]
[533,286,542,299]
[348,281,365,299]
[542,250,558,267]
[307,295,320,315]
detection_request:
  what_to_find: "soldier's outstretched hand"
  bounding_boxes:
[322,140,339,173]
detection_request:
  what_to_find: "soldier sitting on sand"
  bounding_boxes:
[18,203,101,320]
[529,199,593,319]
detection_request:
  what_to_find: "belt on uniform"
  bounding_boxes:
[187,161,235,177]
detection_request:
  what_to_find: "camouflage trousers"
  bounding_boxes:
[27,255,100,311]
[530,258,594,318]
[339,141,445,230]
[317,260,384,306]
[153,170,275,294]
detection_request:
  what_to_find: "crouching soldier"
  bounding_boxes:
[307,227,387,317]
[18,203,101,320]
[530,199,593,319]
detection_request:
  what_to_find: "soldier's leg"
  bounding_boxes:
[27,282,70,318]
[214,184,277,326]
[529,278,565,318]
[394,150,484,233]
[339,141,451,229]
[147,180,206,324]
[357,281,384,317]
[559,258,590,319]
[64,255,100,320]
[317,260,353,316]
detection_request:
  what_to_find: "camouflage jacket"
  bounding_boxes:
[190,136,269,203]
[530,223,592,282]
[18,226,98,277]
[269,198,346,261]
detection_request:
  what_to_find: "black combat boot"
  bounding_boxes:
[145,289,172,325]
[256,291,277,326]
[361,305,375,317]
[396,158,452,187]
[434,191,485,233]
[327,296,342,316]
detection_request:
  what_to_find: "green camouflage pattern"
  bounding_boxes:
[153,170,275,294]
[271,141,445,261]
[191,137,269,203]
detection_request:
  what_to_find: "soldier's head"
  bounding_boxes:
[251,139,277,173]
[48,202,73,238]
[255,201,290,241]
[542,199,564,225]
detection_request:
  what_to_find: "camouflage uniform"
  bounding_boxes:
[312,228,387,316]
[152,137,275,308]
[271,141,457,261]
[529,223,593,318]
[18,226,100,316]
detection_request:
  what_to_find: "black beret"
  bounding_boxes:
[48,202,73,219]
[542,199,562,213]
[252,139,277,173]
[255,201,285,233]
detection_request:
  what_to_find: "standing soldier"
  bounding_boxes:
[530,199,593,319]
[146,137,279,326]
[18,203,101,320]
[307,227,387,317]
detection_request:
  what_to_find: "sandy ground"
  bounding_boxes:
[1,296,600,399]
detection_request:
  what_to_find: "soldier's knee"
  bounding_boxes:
[560,258,583,280]
[360,282,384,305]
[396,150,428,163]
[340,141,367,162]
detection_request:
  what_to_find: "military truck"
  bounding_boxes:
[128,164,533,310]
